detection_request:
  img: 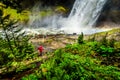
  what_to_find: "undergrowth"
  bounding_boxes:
[22,49,120,80]
[22,33,120,80]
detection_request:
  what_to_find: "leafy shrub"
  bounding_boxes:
[86,40,116,57]
[64,43,93,56]
[22,74,38,80]
[23,49,120,80]
[96,45,115,57]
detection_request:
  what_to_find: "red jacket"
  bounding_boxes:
[38,46,44,52]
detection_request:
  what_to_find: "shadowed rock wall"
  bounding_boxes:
[97,0,120,26]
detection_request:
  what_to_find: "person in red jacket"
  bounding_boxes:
[38,46,44,56]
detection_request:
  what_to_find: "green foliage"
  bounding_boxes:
[65,39,119,57]
[0,9,34,66]
[88,41,118,57]
[88,33,118,57]
[114,42,120,55]
[100,32,108,46]
[23,49,120,80]
[96,45,115,57]
[21,34,120,80]
[78,32,84,44]
[64,43,92,56]
[3,7,30,23]
[16,63,36,72]
[22,74,38,80]
[89,34,96,42]
[55,6,66,14]
[108,38,115,47]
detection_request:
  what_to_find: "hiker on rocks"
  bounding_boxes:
[38,46,44,56]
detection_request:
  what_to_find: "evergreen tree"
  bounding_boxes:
[78,32,84,44]
[0,6,34,65]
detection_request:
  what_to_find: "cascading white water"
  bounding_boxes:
[23,0,107,35]
[60,0,107,34]
[69,0,107,26]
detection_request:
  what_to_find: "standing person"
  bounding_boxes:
[38,46,44,56]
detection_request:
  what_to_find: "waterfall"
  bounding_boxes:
[69,0,107,26]
[24,0,107,35]
[61,0,107,33]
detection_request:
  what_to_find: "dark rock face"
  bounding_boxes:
[40,0,75,14]
[97,0,120,25]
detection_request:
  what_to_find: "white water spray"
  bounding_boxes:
[69,0,107,26]
[61,0,107,34]
[24,0,107,35]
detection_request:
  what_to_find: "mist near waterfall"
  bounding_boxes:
[23,0,108,35]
